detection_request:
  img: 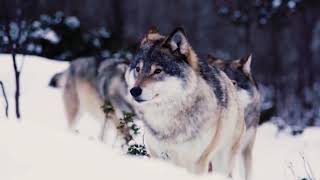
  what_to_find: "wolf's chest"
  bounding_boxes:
[145,127,213,168]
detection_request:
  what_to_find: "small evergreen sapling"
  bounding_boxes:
[118,112,138,143]
[128,144,148,157]
[101,101,148,157]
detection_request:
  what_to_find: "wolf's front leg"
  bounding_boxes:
[193,156,213,174]
[213,150,232,175]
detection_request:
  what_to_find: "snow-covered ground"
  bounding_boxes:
[0,54,319,180]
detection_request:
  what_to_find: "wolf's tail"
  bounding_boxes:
[49,71,66,88]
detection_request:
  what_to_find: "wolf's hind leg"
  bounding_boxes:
[63,78,80,129]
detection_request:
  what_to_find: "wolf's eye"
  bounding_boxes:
[154,68,162,74]
[231,80,237,86]
[135,66,140,72]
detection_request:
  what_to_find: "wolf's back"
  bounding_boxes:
[49,72,65,88]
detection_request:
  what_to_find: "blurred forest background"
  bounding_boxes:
[0,0,320,132]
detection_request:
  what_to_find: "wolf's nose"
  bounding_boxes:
[130,87,142,97]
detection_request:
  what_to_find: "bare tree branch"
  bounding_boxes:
[0,81,9,118]
[2,1,23,119]
[11,52,21,119]
[300,152,316,180]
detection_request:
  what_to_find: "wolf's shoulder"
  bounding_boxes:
[198,60,228,107]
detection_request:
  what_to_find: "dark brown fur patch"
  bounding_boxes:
[141,32,165,46]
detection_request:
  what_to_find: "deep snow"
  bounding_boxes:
[0,55,319,180]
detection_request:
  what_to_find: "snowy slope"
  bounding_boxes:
[0,119,232,180]
[0,54,319,180]
[252,124,320,180]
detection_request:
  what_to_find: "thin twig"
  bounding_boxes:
[287,162,298,180]
[100,118,108,142]
[0,81,9,117]
[300,152,316,180]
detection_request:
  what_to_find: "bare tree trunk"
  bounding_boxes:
[0,81,9,117]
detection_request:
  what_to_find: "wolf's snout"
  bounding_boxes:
[130,87,142,97]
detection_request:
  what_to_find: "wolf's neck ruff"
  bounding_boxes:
[138,74,218,143]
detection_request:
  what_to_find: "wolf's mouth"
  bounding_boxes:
[134,97,146,103]
[133,94,159,103]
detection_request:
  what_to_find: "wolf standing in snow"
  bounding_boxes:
[208,54,261,180]
[125,27,245,176]
[49,57,133,145]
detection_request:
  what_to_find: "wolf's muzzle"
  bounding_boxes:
[130,87,145,102]
[130,87,142,97]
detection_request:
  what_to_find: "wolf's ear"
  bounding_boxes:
[141,26,163,46]
[163,28,198,70]
[163,27,190,56]
[240,54,252,75]
[207,54,221,64]
[148,26,159,34]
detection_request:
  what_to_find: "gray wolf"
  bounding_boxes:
[49,57,133,145]
[125,27,245,177]
[208,54,261,180]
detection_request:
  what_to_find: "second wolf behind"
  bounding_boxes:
[49,57,133,146]
[208,54,261,180]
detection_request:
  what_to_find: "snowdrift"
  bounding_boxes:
[0,55,319,180]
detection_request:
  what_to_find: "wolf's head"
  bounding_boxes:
[208,54,256,91]
[126,27,198,104]
[208,54,259,111]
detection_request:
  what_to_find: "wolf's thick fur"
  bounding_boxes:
[208,54,261,180]
[126,28,245,176]
[50,57,133,144]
